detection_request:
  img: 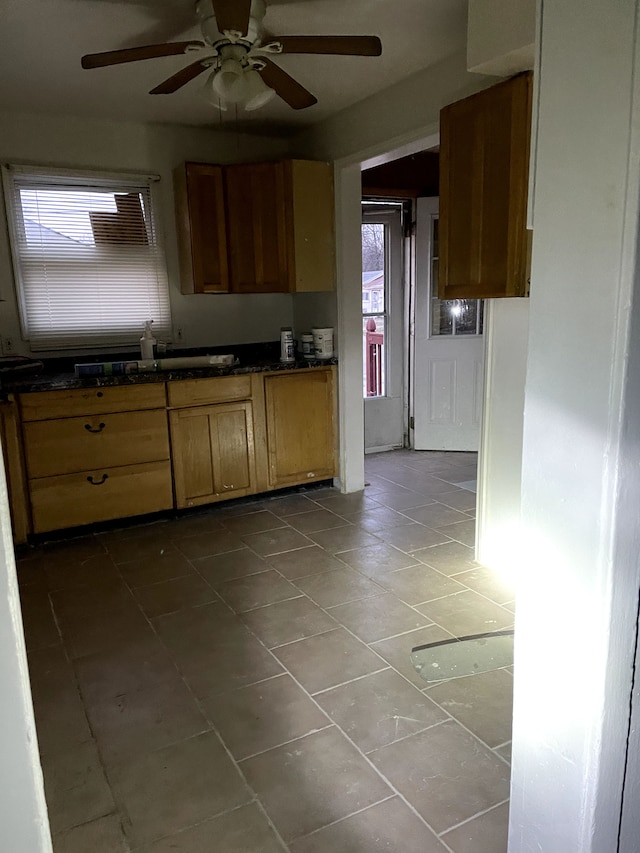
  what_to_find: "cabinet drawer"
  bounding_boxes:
[23,409,169,479]
[20,383,167,422]
[29,460,173,533]
[167,375,252,408]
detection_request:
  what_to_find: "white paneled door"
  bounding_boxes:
[412,197,485,451]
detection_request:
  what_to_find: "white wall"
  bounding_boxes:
[0,111,293,358]
[293,50,492,165]
[0,444,52,853]
[467,0,535,76]
[510,0,640,849]
[476,298,529,575]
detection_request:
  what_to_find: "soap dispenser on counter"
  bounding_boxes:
[140,320,156,360]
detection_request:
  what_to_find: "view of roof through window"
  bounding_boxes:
[20,189,149,247]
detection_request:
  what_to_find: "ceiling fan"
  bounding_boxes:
[81,0,382,111]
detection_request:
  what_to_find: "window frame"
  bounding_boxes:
[361,216,390,399]
[2,164,172,352]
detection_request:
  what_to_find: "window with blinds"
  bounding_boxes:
[2,165,172,351]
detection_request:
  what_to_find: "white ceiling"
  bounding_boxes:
[0,0,468,136]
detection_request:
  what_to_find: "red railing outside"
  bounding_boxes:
[365,317,384,397]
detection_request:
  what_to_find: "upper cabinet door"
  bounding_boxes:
[174,163,230,294]
[224,161,290,294]
[439,72,533,300]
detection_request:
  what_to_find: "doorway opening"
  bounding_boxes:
[360,154,486,458]
[361,200,407,454]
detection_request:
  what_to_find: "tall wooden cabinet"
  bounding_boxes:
[264,368,336,488]
[439,72,533,300]
[174,158,335,294]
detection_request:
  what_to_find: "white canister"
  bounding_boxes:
[312,327,334,359]
[300,334,314,359]
[280,327,295,362]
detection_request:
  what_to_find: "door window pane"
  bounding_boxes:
[428,215,483,337]
[453,299,479,335]
[362,221,387,398]
[363,316,386,397]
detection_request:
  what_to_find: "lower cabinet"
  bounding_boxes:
[19,383,173,534]
[29,461,173,533]
[264,369,336,488]
[11,366,336,539]
[170,401,256,509]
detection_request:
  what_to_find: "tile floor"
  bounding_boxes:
[17,449,515,853]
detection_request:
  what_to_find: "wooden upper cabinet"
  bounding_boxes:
[439,72,533,299]
[174,158,335,295]
[224,161,289,293]
[174,162,230,294]
[284,160,335,293]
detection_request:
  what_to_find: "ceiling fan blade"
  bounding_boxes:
[211,0,251,36]
[150,60,209,94]
[259,59,317,110]
[81,41,205,69]
[266,35,382,56]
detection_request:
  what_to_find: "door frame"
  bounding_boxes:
[333,127,441,494]
[361,202,407,453]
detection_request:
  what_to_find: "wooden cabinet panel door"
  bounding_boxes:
[175,163,229,293]
[0,401,30,543]
[224,162,289,293]
[170,402,256,508]
[440,72,532,299]
[264,370,336,488]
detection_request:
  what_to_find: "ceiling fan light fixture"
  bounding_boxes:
[212,57,248,103]
[201,69,228,110]
[243,68,275,111]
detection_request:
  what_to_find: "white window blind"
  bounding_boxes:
[2,165,172,350]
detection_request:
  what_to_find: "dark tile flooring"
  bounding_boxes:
[17,449,514,852]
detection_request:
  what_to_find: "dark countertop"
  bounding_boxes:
[0,343,337,396]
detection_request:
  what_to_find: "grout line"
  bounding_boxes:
[286,795,397,845]
[228,592,306,615]
[309,667,392,696]
[438,796,511,839]
[363,718,450,756]
[125,799,270,853]
[237,724,337,763]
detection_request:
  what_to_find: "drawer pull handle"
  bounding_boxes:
[87,474,108,486]
[96,391,104,398]
[84,422,106,433]
[222,484,234,490]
